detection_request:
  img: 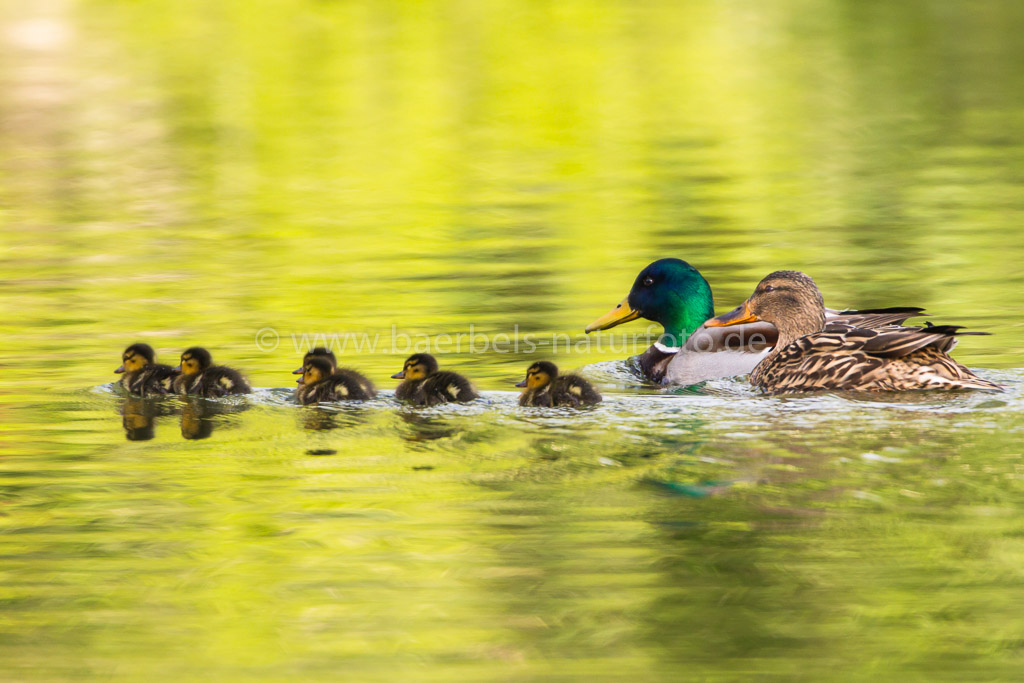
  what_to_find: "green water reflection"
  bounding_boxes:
[2,0,1024,679]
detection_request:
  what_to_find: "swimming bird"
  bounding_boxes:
[115,343,178,396]
[585,258,926,386]
[296,357,377,404]
[516,361,602,407]
[704,270,1002,393]
[391,353,479,406]
[291,347,337,375]
[172,347,252,397]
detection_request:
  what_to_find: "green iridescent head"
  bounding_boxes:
[585,258,715,347]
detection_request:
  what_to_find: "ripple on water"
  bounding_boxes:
[76,367,1024,446]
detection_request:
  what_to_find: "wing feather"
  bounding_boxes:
[754,322,1000,393]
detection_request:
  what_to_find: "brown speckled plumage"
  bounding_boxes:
[709,271,1002,394]
[751,321,1001,393]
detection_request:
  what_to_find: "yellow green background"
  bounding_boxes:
[2,0,1024,680]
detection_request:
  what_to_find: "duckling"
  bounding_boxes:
[296,357,377,404]
[114,343,178,396]
[516,361,602,407]
[391,353,479,406]
[172,347,252,397]
[291,347,337,375]
[705,270,1003,393]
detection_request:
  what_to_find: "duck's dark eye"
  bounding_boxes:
[763,285,776,293]
[643,276,654,287]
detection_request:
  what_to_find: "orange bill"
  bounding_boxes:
[704,300,760,327]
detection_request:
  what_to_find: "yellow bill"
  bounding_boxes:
[585,297,641,333]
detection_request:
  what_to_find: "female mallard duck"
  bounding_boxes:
[705,270,1003,393]
[391,353,479,406]
[585,258,926,386]
[516,361,602,407]
[115,343,178,396]
[172,347,252,397]
[296,357,377,404]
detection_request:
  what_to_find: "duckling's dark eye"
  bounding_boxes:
[643,276,654,287]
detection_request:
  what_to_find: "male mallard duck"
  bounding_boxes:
[705,270,1003,393]
[391,353,479,406]
[585,258,926,385]
[172,347,252,397]
[516,361,602,407]
[115,343,178,396]
[296,357,377,404]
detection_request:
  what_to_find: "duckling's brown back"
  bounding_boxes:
[550,375,602,407]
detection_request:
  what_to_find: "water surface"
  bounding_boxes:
[3,0,1024,679]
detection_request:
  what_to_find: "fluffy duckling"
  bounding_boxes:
[706,270,1003,393]
[291,347,337,375]
[172,347,252,397]
[296,357,377,404]
[516,361,602,407]
[115,343,178,396]
[392,353,479,406]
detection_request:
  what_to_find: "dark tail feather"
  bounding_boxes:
[839,306,927,315]
[863,323,992,358]
[835,307,928,328]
